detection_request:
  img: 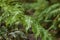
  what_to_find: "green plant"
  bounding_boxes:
[0,0,60,40]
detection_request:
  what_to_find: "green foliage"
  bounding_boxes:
[0,0,60,40]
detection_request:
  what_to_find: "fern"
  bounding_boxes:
[0,0,60,40]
